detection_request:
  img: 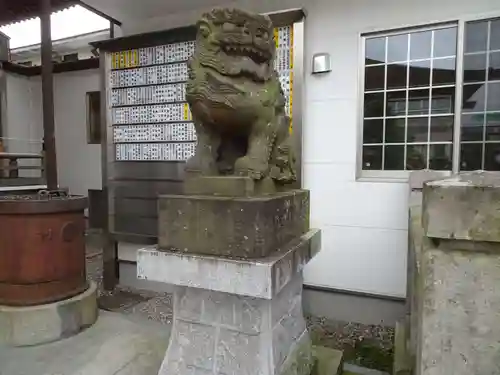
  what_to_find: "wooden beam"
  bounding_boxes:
[40,0,58,190]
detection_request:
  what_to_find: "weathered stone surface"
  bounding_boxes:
[184,176,281,197]
[419,244,500,375]
[158,273,312,375]
[0,282,98,347]
[311,346,344,375]
[158,189,310,259]
[415,171,500,375]
[423,171,500,242]
[393,319,412,375]
[138,229,321,299]
[280,331,314,375]
[185,8,296,184]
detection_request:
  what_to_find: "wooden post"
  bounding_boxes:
[40,0,58,190]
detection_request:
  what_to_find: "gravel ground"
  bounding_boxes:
[307,315,394,372]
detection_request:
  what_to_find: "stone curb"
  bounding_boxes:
[0,281,98,347]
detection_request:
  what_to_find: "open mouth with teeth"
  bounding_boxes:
[221,44,271,64]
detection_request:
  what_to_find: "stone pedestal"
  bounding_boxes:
[417,172,500,375]
[138,229,321,375]
[158,187,310,259]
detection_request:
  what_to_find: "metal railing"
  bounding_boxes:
[0,138,45,189]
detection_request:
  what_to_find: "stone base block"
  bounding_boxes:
[0,281,98,347]
[158,189,310,259]
[159,273,314,375]
[311,346,344,375]
[139,229,321,299]
[138,229,321,375]
[393,319,412,375]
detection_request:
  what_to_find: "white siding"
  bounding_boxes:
[53,69,102,195]
[5,73,42,155]
[3,69,102,194]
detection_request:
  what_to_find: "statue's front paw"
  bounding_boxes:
[185,154,218,175]
[234,156,268,180]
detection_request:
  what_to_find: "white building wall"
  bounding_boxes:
[119,0,500,298]
[3,69,102,193]
[53,69,102,195]
[5,73,43,155]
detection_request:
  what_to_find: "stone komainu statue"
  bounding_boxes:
[185,8,296,184]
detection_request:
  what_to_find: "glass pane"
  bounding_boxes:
[465,21,489,53]
[364,92,385,117]
[463,53,487,83]
[432,58,456,85]
[460,143,483,171]
[487,82,500,111]
[387,63,408,89]
[406,145,427,170]
[362,146,382,170]
[489,52,500,81]
[385,118,406,143]
[490,19,500,51]
[408,89,430,115]
[486,113,500,141]
[429,144,452,170]
[407,117,428,143]
[462,83,485,112]
[433,27,457,58]
[410,31,432,60]
[386,91,407,117]
[409,59,430,88]
[461,114,484,142]
[387,34,408,63]
[363,119,384,144]
[365,65,385,91]
[431,87,455,114]
[384,145,405,170]
[366,37,386,65]
[430,116,454,142]
[485,143,500,171]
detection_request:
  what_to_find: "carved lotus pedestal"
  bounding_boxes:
[137,176,321,375]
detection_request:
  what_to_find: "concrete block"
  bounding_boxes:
[0,282,98,347]
[393,319,412,375]
[138,229,321,299]
[311,346,344,375]
[158,189,310,258]
[158,272,313,375]
[416,171,500,375]
[423,171,500,242]
[419,244,500,375]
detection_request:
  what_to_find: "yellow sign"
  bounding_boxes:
[183,103,192,121]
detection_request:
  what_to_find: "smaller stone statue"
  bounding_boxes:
[185,8,296,184]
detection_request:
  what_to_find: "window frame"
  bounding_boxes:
[356,12,500,181]
[86,90,102,145]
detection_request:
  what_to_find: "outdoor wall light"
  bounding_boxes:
[311,52,331,74]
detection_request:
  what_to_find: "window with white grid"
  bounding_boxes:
[360,17,500,176]
[362,25,458,172]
